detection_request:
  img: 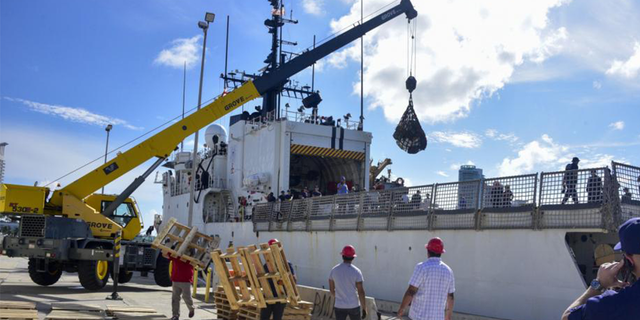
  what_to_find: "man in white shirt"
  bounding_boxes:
[398,237,455,320]
[329,245,367,320]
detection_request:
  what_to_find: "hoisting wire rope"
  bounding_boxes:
[394,16,426,154]
[44,95,221,188]
[297,0,399,54]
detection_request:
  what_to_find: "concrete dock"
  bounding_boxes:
[0,256,502,320]
[0,256,216,319]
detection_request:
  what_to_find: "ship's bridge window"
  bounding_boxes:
[101,201,136,227]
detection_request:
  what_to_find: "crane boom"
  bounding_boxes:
[48,0,417,207]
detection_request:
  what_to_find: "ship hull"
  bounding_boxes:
[163,197,589,320]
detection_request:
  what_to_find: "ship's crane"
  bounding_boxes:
[0,0,418,291]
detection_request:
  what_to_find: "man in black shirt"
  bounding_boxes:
[586,170,603,203]
[562,157,580,204]
[261,239,296,320]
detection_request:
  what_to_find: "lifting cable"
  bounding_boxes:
[393,17,427,154]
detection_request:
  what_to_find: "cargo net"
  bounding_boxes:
[393,98,427,154]
[612,162,640,220]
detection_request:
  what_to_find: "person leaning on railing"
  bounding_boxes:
[562,218,640,320]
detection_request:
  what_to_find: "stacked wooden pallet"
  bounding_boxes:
[211,241,300,311]
[235,302,313,320]
[0,301,37,320]
[152,217,221,268]
[214,286,238,320]
[106,306,169,319]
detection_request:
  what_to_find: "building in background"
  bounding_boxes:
[0,143,7,184]
[459,164,484,182]
[457,165,483,209]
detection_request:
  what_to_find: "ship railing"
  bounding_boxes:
[612,162,640,222]
[538,167,609,229]
[280,109,360,130]
[251,162,640,232]
[479,174,537,230]
[169,176,226,197]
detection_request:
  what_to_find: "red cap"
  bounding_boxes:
[340,245,357,258]
[268,239,279,246]
[426,237,445,254]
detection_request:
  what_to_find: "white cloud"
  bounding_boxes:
[303,0,324,16]
[578,154,615,169]
[329,0,570,123]
[436,171,449,177]
[1,125,162,227]
[4,97,141,130]
[430,131,482,148]
[154,35,202,69]
[606,42,640,79]
[592,81,602,89]
[484,129,519,144]
[497,134,618,176]
[498,134,567,176]
[609,121,625,131]
[450,160,476,171]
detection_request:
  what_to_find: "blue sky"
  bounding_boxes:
[2,0,640,226]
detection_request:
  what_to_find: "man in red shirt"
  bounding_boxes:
[163,253,195,320]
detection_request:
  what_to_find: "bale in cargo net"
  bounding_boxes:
[393,97,427,154]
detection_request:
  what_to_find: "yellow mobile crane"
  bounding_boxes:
[0,0,417,291]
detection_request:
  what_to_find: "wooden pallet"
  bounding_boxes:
[210,241,300,310]
[109,312,168,320]
[0,301,37,320]
[0,301,36,310]
[51,304,102,312]
[236,302,313,320]
[152,217,220,268]
[0,309,38,320]
[45,309,106,320]
[105,306,167,319]
[214,287,238,320]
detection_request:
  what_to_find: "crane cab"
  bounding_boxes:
[84,194,143,240]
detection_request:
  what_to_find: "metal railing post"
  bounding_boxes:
[329,196,338,231]
[305,197,314,232]
[428,184,439,230]
[536,172,545,230]
[356,192,365,231]
[475,181,483,231]
[286,200,294,231]
[387,191,396,231]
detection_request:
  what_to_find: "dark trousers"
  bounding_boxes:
[260,302,286,320]
[334,307,361,320]
[562,186,578,204]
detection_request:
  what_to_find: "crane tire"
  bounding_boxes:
[112,268,134,284]
[28,258,62,286]
[78,259,109,291]
[154,255,172,287]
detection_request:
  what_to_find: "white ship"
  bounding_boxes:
[159,111,640,320]
[157,2,640,320]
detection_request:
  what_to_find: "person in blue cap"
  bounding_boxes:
[562,217,640,320]
[337,176,349,195]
